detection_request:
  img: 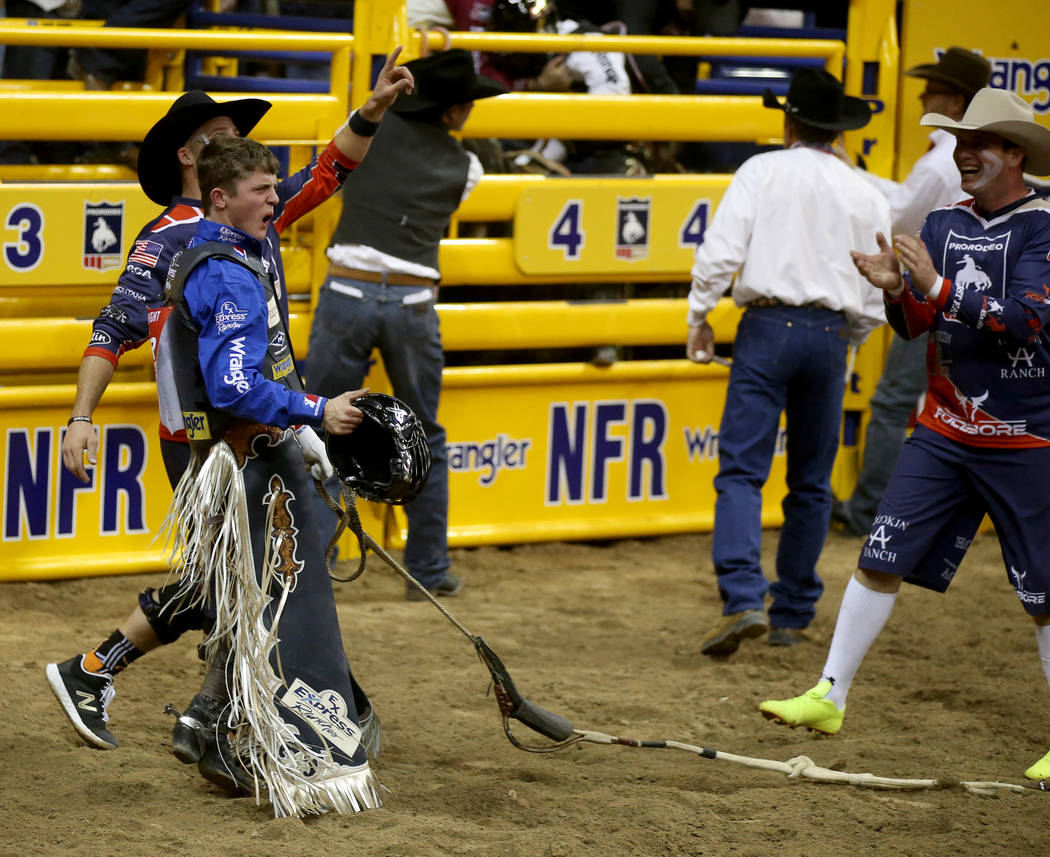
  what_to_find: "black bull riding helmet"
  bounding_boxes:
[326,393,431,504]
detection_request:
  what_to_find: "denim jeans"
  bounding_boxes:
[838,333,927,533]
[711,305,848,629]
[305,275,450,587]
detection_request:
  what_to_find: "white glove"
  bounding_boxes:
[294,425,334,481]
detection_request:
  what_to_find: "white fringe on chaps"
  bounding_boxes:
[160,434,380,817]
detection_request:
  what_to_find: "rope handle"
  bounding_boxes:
[314,477,368,583]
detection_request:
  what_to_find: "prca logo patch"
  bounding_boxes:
[82,200,124,272]
[615,197,650,261]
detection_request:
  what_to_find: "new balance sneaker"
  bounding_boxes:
[1025,748,1050,782]
[759,679,844,735]
[170,693,226,765]
[700,609,768,656]
[46,656,118,749]
[359,704,382,760]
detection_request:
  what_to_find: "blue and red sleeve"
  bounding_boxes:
[272,140,359,234]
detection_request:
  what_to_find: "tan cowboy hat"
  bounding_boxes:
[921,87,1050,175]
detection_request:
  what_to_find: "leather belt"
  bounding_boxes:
[328,264,436,287]
[747,296,829,310]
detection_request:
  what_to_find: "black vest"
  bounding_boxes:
[164,242,303,449]
[328,111,470,272]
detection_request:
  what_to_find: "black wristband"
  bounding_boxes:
[348,110,381,137]
[67,415,92,426]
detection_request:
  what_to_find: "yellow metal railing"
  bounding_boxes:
[0,22,851,146]
[0,24,352,140]
[0,0,901,578]
[0,299,744,373]
[420,31,845,71]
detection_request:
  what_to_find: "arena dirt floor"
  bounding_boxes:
[5,527,1050,857]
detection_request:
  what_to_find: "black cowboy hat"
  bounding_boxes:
[391,49,507,116]
[905,47,991,98]
[137,91,271,205]
[762,68,872,131]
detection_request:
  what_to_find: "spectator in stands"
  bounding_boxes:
[832,47,992,537]
[68,0,217,91]
[47,49,411,788]
[492,1,635,160]
[687,68,889,655]
[557,0,750,96]
[407,0,457,29]
[0,0,82,164]
[306,49,506,601]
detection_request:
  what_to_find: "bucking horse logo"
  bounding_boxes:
[956,254,993,291]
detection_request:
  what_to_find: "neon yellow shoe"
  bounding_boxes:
[759,680,844,735]
[1024,748,1050,781]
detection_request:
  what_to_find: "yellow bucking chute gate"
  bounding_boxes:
[2,0,1044,582]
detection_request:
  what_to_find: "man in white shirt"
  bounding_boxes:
[832,47,991,536]
[686,68,890,656]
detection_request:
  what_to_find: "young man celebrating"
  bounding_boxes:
[47,49,411,787]
[159,134,374,816]
[760,88,1050,784]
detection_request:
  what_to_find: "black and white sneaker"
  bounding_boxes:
[46,656,118,750]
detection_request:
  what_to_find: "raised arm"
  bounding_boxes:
[332,46,415,162]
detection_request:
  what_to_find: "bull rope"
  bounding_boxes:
[316,480,1045,799]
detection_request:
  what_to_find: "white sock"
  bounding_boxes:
[1036,624,1050,686]
[819,575,898,710]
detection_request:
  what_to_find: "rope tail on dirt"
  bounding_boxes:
[317,479,1046,799]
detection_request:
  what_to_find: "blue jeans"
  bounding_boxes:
[305,275,450,588]
[838,333,927,532]
[712,306,848,629]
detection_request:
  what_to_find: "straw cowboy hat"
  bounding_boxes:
[905,46,991,97]
[390,49,506,116]
[138,91,271,205]
[762,68,872,131]
[921,87,1050,175]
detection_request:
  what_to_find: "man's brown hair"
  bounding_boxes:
[786,115,838,146]
[197,136,280,212]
